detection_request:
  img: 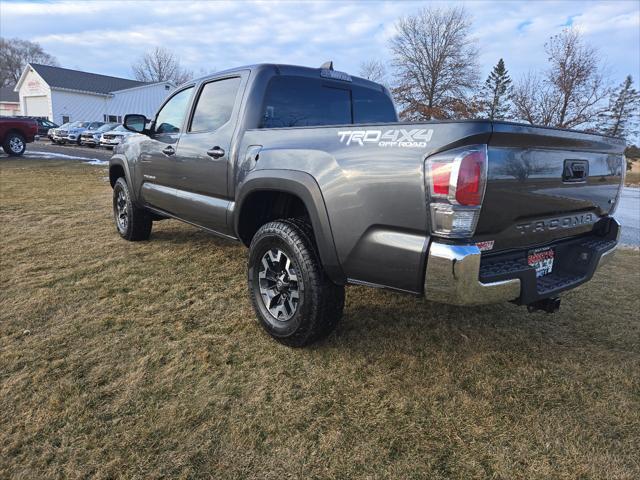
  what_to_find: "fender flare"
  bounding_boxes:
[234,169,345,284]
[108,156,137,202]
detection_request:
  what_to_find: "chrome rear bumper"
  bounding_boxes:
[424,220,619,306]
[424,242,521,305]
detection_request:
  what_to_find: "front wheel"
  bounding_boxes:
[248,219,345,347]
[3,133,26,156]
[112,177,152,241]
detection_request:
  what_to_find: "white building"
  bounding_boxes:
[14,63,174,124]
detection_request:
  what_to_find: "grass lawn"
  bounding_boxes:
[1,159,639,479]
[625,171,640,187]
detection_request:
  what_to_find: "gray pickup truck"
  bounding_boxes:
[110,62,625,347]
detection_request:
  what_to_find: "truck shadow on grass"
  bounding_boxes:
[145,221,634,356]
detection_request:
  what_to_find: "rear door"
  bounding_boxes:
[170,74,245,234]
[475,123,626,251]
[138,86,194,214]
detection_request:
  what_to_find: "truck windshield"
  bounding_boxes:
[259,76,396,128]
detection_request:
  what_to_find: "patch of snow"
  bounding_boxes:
[28,150,108,165]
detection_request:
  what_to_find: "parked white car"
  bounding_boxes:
[99,125,136,148]
[81,123,119,147]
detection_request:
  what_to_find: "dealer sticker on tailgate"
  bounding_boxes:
[528,247,555,278]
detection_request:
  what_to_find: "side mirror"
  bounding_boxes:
[123,114,148,134]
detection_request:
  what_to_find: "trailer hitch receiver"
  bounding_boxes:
[527,297,561,314]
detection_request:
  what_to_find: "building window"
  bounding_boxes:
[107,115,118,123]
[62,115,70,123]
[165,85,171,90]
[117,116,122,123]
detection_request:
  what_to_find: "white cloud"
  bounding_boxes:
[1,0,637,85]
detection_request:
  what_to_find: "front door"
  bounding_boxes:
[138,86,194,214]
[171,75,244,235]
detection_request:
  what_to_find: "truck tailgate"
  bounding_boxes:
[475,123,626,251]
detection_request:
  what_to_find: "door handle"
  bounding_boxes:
[207,146,225,159]
[162,146,175,156]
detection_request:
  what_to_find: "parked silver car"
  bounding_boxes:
[80,123,119,147]
[51,122,73,144]
[66,121,104,145]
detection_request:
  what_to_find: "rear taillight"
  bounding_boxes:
[425,145,487,238]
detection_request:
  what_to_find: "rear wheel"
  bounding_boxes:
[248,219,344,347]
[112,177,152,241]
[3,133,26,156]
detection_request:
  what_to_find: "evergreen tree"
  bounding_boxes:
[479,58,513,120]
[598,75,640,140]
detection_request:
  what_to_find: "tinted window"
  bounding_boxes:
[190,77,241,132]
[155,87,194,134]
[353,86,397,123]
[260,77,351,128]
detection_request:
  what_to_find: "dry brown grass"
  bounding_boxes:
[625,171,640,187]
[1,158,639,479]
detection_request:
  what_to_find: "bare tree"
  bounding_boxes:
[511,72,560,126]
[597,75,639,140]
[359,59,388,85]
[131,47,193,85]
[0,37,58,87]
[389,6,479,120]
[512,28,609,129]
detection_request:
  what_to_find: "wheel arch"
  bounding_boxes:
[235,170,345,284]
[108,156,138,202]
[4,128,26,140]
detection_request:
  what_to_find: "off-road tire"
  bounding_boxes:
[248,219,345,347]
[3,132,26,156]
[112,177,152,241]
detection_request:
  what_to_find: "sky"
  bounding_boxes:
[1,0,638,86]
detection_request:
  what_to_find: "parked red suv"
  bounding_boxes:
[0,117,38,156]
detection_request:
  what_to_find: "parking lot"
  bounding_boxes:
[1,154,639,478]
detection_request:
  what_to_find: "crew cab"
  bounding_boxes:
[110,62,625,347]
[0,117,38,156]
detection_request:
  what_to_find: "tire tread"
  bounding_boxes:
[248,218,344,347]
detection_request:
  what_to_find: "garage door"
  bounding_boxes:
[24,95,49,117]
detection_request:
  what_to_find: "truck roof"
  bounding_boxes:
[189,63,386,91]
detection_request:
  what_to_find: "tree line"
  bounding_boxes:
[0,37,193,88]
[359,6,639,146]
[1,6,637,147]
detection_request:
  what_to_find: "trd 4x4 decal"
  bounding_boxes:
[337,128,434,148]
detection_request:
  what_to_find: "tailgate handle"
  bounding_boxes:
[563,160,589,183]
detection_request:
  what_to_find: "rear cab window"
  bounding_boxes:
[259,75,396,128]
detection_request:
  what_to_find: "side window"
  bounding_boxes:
[154,86,194,134]
[190,77,242,132]
[260,76,351,128]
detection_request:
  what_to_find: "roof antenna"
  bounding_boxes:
[320,61,333,70]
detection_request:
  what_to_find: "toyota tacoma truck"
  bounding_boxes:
[110,62,625,347]
[0,117,38,156]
